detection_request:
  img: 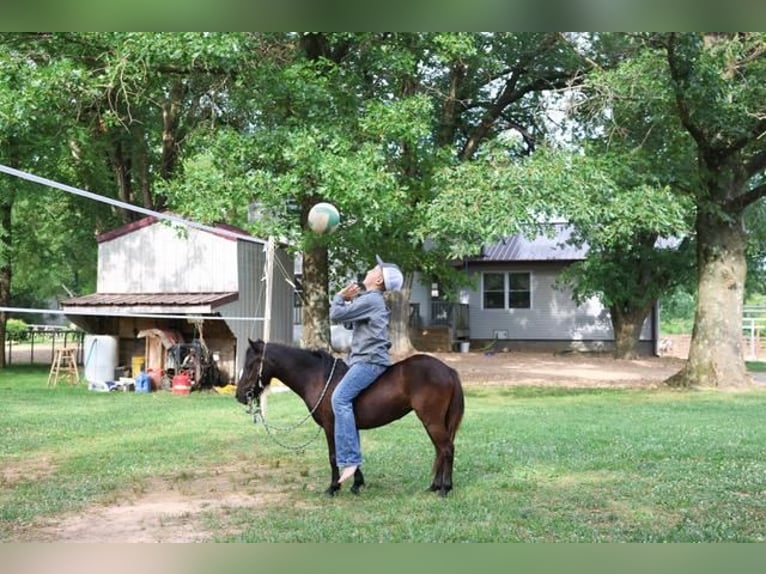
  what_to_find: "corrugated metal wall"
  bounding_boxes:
[225,240,294,374]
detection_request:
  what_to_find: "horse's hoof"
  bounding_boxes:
[325,486,339,497]
[350,483,364,495]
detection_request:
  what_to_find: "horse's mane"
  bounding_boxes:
[267,341,339,371]
[307,347,339,370]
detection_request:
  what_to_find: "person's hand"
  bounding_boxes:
[339,282,361,301]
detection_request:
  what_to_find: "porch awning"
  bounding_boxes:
[61,292,238,316]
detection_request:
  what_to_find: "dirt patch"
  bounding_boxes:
[428,350,687,388]
[14,462,288,543]
[1,454,58,488]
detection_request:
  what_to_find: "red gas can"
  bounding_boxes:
[172,371,191,395]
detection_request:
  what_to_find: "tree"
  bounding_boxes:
[162,33,587,352]
[554,172,695,359]
[0,35,97,367]
[1,33,261,364]
[583,33,766,386]
[3,33,589,358]
[548,95,698,359]
[421,142,694,359]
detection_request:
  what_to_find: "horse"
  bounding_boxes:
[235,339,464,497]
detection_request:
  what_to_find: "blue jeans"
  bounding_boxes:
[331,362,387,468]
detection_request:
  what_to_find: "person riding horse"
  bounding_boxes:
[329,255,405,485]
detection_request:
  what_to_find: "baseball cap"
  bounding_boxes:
[375,255,404,292]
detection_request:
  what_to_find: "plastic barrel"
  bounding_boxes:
[83,335,118,385]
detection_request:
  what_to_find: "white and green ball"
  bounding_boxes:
[307,202,340,234]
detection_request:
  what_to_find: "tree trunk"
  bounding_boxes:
[0,194,11,369]
[108,139,132,224]
[610,302,652,359]
[666,212,751,388]
[0,143,17,370]
[301,244,331,351]
[161,80,183,181]
[388,273,416,358]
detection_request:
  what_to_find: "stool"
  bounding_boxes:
[47,348,81,387]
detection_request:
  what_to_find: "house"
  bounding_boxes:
[410,224,659,355]
[62,215,294,385]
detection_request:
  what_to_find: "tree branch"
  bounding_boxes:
[744,147,766,178]
[665,33,708,150]
[727,182,766,212]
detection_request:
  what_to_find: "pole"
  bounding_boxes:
[263,236,275,344]
[261,236,276,418]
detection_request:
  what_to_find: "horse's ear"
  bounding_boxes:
[248,339,264,352]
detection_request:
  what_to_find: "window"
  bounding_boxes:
[508,272,531,308]
[482,272,531,309]
[483,273,506,309]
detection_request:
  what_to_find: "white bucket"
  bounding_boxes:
[459,341,470,353]
[83,335,119,384]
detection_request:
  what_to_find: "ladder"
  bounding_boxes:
[47,348,81,387]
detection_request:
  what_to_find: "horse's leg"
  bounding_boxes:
[437,439,455,496]
[350,467,365,495]
[421,421,454,496]
[429,446,445,493]
[325,427,341,497]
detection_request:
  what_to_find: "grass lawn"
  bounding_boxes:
[746,360,766,372]
[1,365,765,542]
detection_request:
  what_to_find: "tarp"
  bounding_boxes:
[136,328,183,349]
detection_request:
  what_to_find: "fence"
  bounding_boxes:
[4,328,84,365]
[743,305,766,360]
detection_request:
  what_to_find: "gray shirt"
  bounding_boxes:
[329,290,391,367]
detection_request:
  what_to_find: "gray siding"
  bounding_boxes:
[466,264,652,341]
[224,241,294,373]
[409,272,433,326]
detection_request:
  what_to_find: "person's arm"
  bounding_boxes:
[330,290,378,323]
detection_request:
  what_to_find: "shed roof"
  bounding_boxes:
[62,292,238,307]
[96,215,253,244]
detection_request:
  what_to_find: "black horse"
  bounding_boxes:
[236,339,464,496]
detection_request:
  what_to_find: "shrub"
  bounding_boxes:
[660,289,695,334]
[5,318,29,341]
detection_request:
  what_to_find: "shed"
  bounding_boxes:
[62,215,293,384]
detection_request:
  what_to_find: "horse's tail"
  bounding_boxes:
[446,367,465,441]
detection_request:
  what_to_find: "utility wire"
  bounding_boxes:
[0,164,266,245]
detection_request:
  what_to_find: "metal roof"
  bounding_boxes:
[62,292,238,307]
[469,224,586,263]
[96,215,254,244]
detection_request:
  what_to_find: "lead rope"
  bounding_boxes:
[247,357,339,452]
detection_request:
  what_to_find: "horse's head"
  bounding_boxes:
[235,338,269,406]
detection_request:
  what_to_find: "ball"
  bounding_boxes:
[307,202,340,234]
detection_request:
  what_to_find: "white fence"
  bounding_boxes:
[743,305,766,360]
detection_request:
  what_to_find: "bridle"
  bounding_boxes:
[245,342,339,452]
[243,341,269,411]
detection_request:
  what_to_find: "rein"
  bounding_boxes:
[246,344,339,452]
